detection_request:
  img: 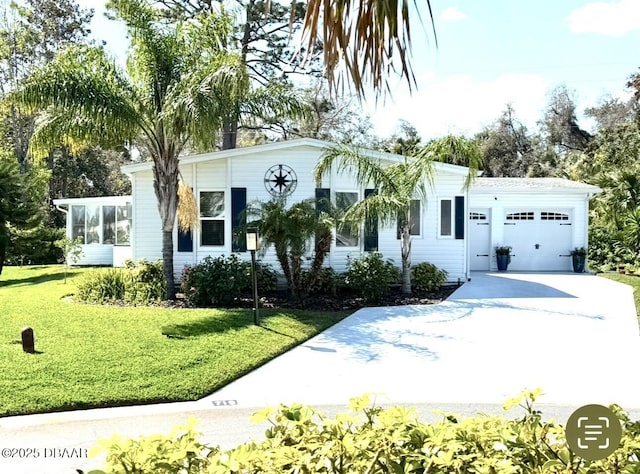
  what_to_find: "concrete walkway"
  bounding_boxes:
[206,272,640,408]
[2,272,639,473]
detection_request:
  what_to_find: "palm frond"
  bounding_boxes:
[300,0,437,99]
[422,135,482,189]
[314,143,398,192]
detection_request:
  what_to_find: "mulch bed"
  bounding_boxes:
[231,284,462,312]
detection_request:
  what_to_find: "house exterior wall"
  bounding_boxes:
[469,192,590,272]
[129,144,470,283]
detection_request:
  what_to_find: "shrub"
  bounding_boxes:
[87,389,640,474]
[344,252,399,301]
[301,267,338,295]
[123,259,166,305]
[75,268,126,303]
[75,260,165,305]
[181,254,252,307]
[411,262,448,293]
[253,262,278,294]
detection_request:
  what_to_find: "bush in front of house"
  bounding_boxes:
[180,255,277,307]
[411,262,448,293]
[181,254,251,307]
[301,267,338,295]
[123,259,166,305]
[86,389,640,474]
[75,268,127,304]
[75,260,166,305]
[343,252,400,301]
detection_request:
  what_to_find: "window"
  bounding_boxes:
[469,212,487,220]
[336,191,358,247]
[116,204,131,244]
[506,211,534,220]
[200,191,225,246]
[440,199,452,237]
[541,211,569,221]
[86,205,100,244]
[397,199,421,238]
[71,205,86,243]
[103,206,116,244]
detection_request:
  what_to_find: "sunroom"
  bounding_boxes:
[53,195,133,266]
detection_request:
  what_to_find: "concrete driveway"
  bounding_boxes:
[207,272,640,409]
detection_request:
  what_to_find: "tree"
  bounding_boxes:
[0,158,34,274]
[15,0,251,299]
[476,105,540,177]
[314,135,480,294]
[153,0,317,149]
[540,85,592,154]
[246,198,334,303]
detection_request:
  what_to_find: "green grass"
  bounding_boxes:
[0,265,350,417]
[600,273,640,324]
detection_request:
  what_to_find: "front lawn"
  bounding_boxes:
[0,265,349,417]
[600,273,640,324]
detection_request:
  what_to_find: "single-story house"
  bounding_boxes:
[54,138,600,280]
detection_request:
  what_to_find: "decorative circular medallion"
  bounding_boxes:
[264,164,297,197]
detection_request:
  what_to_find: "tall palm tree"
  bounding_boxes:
[14,0,304,299]
[314,135,481,294]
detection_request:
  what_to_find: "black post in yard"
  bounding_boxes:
[251,248,259,325]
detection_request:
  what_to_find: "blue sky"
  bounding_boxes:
[80,0,640,140]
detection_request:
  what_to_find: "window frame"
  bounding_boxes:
[199,190,226,247]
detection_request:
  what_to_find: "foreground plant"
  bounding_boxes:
[84,389,640,473]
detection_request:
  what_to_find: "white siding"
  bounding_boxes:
[131,171,162,263]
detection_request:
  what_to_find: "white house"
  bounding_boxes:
[55,138,600,280]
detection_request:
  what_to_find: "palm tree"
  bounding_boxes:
[301,0,437,98]
[314,135,481,294]
[246,198,334,302]
[14,0,303,299]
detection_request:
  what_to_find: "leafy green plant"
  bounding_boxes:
[570,247,587,256]
[123,259,166,306]
[181,255,252,307]
[495,245,512,255]
[301,267,338,295]
[343,252,399,301]
[411,262,448,293]
[75,260,165,306]
[86,389,640,474]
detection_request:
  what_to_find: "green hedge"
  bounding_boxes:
[86,389,640,473]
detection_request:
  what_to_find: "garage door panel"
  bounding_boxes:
[503,210,572,271]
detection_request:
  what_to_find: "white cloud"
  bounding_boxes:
[568,0,640,36]
[440,6,466,22]
[368,73,549,140]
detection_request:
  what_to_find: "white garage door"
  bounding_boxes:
[503,210,573,271]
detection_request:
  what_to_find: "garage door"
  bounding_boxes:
[503,210,572,271]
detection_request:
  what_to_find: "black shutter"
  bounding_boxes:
[315,188,331,250]
[315,188,330,213]
[177,229,193,252]
[231,187,247,252]
[455,196,465,240]
[364,188,378,251]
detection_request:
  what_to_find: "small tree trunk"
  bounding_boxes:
[161,229,175,300]
[401,225,412,294]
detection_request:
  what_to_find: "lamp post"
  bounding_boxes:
[246,228,259,325]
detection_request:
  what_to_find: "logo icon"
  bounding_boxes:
[264,164,297,197]
[565,404,622,461]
